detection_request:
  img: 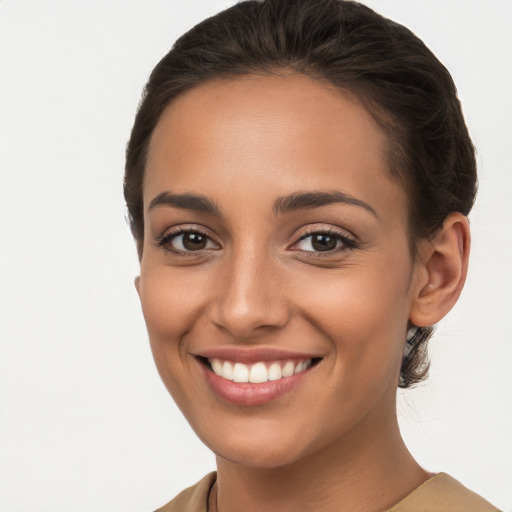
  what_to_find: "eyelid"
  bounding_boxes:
[288,224,358,253]
[154,223,357,257]
[155,224,221,254]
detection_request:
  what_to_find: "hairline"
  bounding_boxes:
[135,68,419,258]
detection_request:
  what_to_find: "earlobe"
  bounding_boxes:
[134,276,141,297]
[410,213,470,327]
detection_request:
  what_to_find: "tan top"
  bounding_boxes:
[155,472,501,512]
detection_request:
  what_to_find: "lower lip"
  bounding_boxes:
[201,362,313,406]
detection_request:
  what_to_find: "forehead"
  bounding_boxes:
[145,73,406,222]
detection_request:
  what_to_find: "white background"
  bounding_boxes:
[1,1,511,511]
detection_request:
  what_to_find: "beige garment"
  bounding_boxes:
[155,472,501,512]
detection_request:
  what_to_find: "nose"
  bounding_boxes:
[209,247,290,339]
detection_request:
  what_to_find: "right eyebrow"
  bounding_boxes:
[148,191,221,216]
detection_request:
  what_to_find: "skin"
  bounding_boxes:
[136,73,470,512]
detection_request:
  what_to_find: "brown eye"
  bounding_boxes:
[311,234,337,251]
[296,232,344,252]
[182,232,208,250]
[158,230,218,253]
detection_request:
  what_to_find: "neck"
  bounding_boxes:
[214,411,429,512]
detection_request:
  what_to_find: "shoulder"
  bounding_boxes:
[154,472,217,512]
[153,471,500,512]
[388,472,501,512]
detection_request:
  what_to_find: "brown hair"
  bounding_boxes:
[124,0,477,388]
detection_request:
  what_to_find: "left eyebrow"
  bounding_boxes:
[273,190,378,218]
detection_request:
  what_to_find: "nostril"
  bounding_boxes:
[209,298,291,338]
[207,266,290,337]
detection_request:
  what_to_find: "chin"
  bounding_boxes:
[214,440,307,470]
[196,418,312,469]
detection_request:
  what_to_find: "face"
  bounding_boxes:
[137,73,420,468]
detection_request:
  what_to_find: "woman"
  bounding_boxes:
[124,0,500,510]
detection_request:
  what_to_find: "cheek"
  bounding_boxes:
[137,265,214,395]
[137,266,213,410]
[139,265,209,338]
[291,255,412,372]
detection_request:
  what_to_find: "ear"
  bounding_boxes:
[134,276,141,297]
[409,213,471,327]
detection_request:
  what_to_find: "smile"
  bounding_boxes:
[198,352,322,406]
[208,358,314,383]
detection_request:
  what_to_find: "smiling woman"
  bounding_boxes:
[124,1,499,511]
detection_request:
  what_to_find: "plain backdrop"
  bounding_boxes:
[0,1,511,511]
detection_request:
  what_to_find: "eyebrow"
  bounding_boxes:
[148,191,221,215]
[273,190,378,218]
[147,189,377,219]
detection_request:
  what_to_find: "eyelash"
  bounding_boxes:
[155,226,358,257]
[291,226,358,258]
[156,227,217,256]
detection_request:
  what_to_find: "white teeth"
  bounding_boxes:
[249,362,268,383]
[209,358,314,382]
[233,362,249,382]
[211,359,223,375]
[268,362,282,381]
[282,361,295,378]
[222,361,233,380]
[296,360,312,373]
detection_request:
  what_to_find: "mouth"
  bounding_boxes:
[199,357,321,383]
[196,352,323,406]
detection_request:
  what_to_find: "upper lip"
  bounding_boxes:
[195,347,323,364]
